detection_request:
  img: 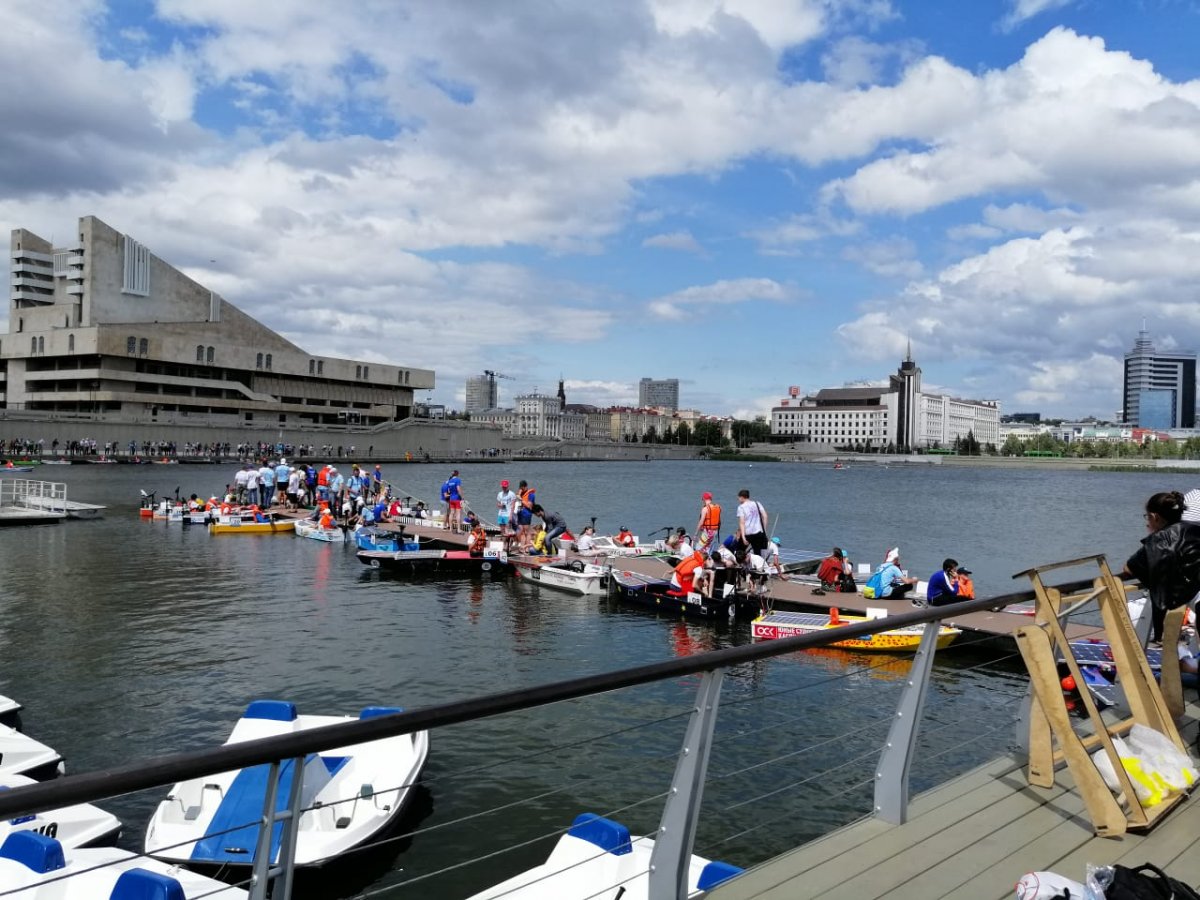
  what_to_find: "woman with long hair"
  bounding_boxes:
[1124,491,1200,646]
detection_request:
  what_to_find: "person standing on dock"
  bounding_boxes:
[736,489,768,556]
[516,480,536,551]
[442,470,465,532]
[695,492,721,552]
[496,479,517,551]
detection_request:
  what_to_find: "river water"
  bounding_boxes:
[0,459,1188,897]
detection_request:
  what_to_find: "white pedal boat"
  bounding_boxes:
[0,695,21,727]
[466,813,742,899]
[294,519,348,543]
[145,700,428,868]
[0,831,247,898]
[0,724,64,781]
[513,559,609,595]
[0,775,121,847]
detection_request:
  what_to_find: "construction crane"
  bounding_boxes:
[482,370,515,407]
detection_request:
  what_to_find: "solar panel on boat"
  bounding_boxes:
[756,612,836,627]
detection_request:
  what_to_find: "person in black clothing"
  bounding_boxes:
[531,505,568,557]
[1124,491,1200,646]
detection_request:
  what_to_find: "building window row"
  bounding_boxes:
[126,336,149,357]
[255,353,273,371]
[29,336,44,355]
[195,345,215,364]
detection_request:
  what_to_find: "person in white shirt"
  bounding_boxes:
[496,479,518,547]
[233,465,250,504]
[245,467,260,507]
[736,489,768,555]
[575,525,597,553]
[258,463,276,507]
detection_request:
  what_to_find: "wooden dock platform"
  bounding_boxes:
[707,712,1200,899]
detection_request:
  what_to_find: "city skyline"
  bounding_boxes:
[1,3,1199,420]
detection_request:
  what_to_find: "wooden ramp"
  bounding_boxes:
[707,720,1200,899]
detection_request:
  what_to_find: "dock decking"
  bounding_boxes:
[708,715,1200,900]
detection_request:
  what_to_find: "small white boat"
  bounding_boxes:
[0,694,22,726]
[295,519,348,543]
[0,832,247,898]
[513,558,609,595]
[466,813,742,899]
[0,774,121,847]
[145,700,428,868]
[0,723,64,780]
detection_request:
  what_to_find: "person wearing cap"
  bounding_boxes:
[372,464,384,501]
[258,461,276,508]
[924,558,961,607]
[873,550,918,600]
[329,466,344,512]
[615,526,636,548]
[695,492,721,552]
[496,479,518,550]
[275,458,290,505]
[956,566,975,599]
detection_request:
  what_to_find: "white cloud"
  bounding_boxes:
[749,211,862,252]
[563,379,639,407]
[648,277,795,319]
[642,230,704,253]
[1000,0,1076,33]
[841,237,922,278]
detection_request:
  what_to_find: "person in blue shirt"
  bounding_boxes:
[441,469,465,532]
[875,548,918,600]
[925,558,961,607]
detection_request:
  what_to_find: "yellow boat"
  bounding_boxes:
[208,519,296,535]
[751,608,959,652]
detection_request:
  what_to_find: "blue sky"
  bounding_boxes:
[4,0,1200,419]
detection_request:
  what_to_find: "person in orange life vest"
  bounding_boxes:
[695,492,721,551]
[318,504,334,530]
[615,526,636,547]
[956,567,975,599]
[468,522,489,557]
[671,549,707,594]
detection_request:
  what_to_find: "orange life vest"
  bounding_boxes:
[317,467,330,487]
[319,512,333,529]
[616,531,635,547]
[956,574,975,599]
[674,551,706,592]
[519,487,534,510]
[469,526,488,554]
[700,503,721,529]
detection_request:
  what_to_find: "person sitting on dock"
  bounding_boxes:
[874,548,918,600]
[817,548,844,588]
[924,559,960,607]
[956,567,975,599]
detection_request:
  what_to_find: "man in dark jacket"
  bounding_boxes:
[1125,490,1200,645]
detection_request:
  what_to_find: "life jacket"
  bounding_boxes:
[317,467,329,487]
[700,503,721,529]
[616,531,635,547]
[673,551,706,592]
[469,527,488,555]
[957,574,975,599]
[519,487,534,510]
[319,512,333,529]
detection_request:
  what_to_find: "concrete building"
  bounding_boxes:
[514,392,564,438]
[464,375,498,413]
[1123,327,1196,429]
[638,377,679,411]
[3,216,433,426]
[610,407,668,442]
[770,353,1000,450]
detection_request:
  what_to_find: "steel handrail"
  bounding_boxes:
[0,575,1102,820]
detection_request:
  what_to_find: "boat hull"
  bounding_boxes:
[208,520,296,535]
[513,559,608,595]
[609,570,738,620]
[295,520,348,542]
[357,548,511,578]
[751,612,960,652]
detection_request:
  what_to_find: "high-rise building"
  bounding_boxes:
[1122,327,1196,429]
[638,377,679,411]
[465,375,498,412]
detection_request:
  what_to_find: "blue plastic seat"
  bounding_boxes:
[110,867,187,900]
[0,831,65,873]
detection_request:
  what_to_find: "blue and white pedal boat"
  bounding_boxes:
[0,724,64,781]
[0,831,247,898]
[145,700,429,868]
[0,774,121,847]
[466,813,742,899]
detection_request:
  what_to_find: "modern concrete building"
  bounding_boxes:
[464,375,498,413]
[638,377,679,411]
[770,353,1000,450]
[3,216,433,427]
[1122,327,1196,429]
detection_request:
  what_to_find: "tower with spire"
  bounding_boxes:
[888,341,922,452]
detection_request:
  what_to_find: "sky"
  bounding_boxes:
[3,1,1200,420]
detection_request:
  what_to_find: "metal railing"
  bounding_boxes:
[0,577,1102,899]
[0,477,67,514]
